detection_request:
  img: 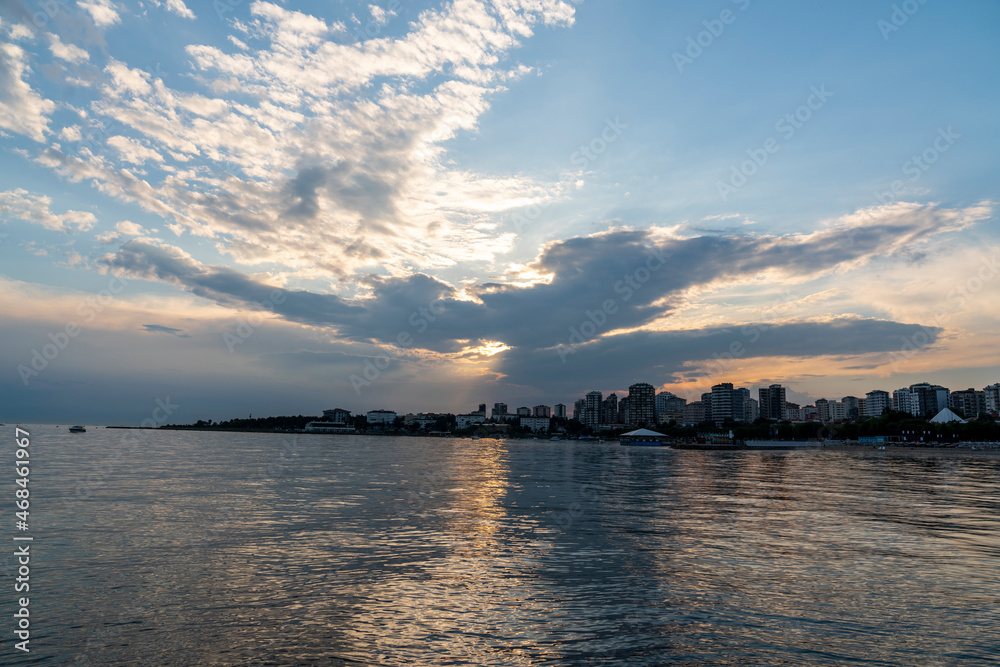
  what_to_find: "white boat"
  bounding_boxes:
[69,425,86,433]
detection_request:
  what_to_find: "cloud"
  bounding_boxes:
[47,33,90,63]
[165,0,195,20]
[142,323,190,337]
[23,0,577,280]
[98,202,981,359]
[0,40,56,141]
[79,0,121,28]
[0,188,97,232]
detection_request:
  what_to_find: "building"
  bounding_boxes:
[628,383,656,427]
[863,390,891,417]
[476,404,487,416]
[909,383,950,417]
[950,389,986,419]
[657,393,687,424]
[784,401,800,420]
[710,383,745,424]
[305,421,355,433]
[533,405,551,418]
[701,392,714,424]
[366,409,397,425]
[829,401,847,422]
[800,405,819,421]
[403,413,440,429]
[759,384,787,421]
[743,397,759,423]
[520,416,551,433]
[985,384,1000,415]
[618,396,630,426]
[573,399,586,422]
[554,403,567,419]
[491,403,511,421]
[516,406,531,417]
[584,391,603,427]
[456,413,487,428]
[322,408,351,424]
[841,396,860,419]
[893,388,920,416]
[602,393,619,425]
[681,401,705,425]
[816,398,830,422]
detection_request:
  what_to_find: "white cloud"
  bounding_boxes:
[25,0,579,284]
[107,135,165,164]
[0,188,97,232]
[79,0,121,28]
[115,220,145,236]
[165,0,195,20]
[47,34,90,63]
[0,41,56,141]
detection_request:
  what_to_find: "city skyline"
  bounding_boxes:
[1,1,999,425]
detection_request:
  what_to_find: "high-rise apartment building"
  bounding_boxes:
[602,393,619,424]
[628,383,656,427]
[554,403,567,419]
[759,384,787,421]
[863,390,891,417]
[985,384,1000,415]
[841,396,860,419]
[584,391,603,427]
[533,405,551,418]
[950,389,986,419]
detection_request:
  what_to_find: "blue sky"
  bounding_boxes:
[1,0,998,424]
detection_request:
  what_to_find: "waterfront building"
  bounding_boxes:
[602,393,619,425]
[841,396,860,419]
[784,401,800,420]
[322,408,351,424]
[863,390,891,417]
[491,403,510,421]
[710,383,744,424]
[366,409,397,425]
[554,403,567,419]
[949,389,986,419]
[584,391,603,427]
[743,398,760,423]
[520,416,551,433]
[516,406,531,417]
[681,401,705,425]
[657,393,687,424]
[618,396,630,426]
[816,398,830,422]
[701,393,714,424]
[628,383,656,427]
[985,384,1000,415]
[829,401,847,422]
[893,388,920,415]
[573,399,586,422]
[909,383,950,417]
[533,405,551,418]
[456,413,486,428]
[759,384,787,421]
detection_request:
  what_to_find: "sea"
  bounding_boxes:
[5,424,1000,665]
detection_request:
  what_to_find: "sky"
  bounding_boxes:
[1,0,998,425]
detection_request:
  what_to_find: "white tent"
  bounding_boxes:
[929,408,966,424]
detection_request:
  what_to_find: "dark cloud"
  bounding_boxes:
[142,324,190,337]
[99,219,948,387]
